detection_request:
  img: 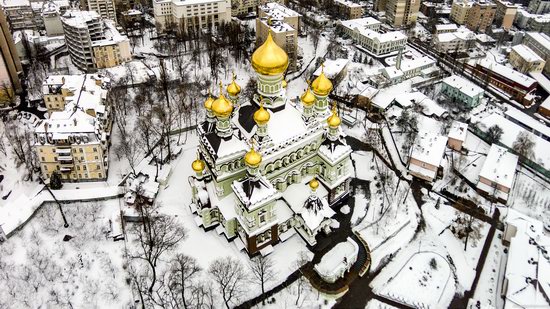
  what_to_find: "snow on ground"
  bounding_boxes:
[472,230,506,309]
[507,166,550,222]
[352,151,377,181]
[254,278,336,309]
[365,299,400,309]
[0,200,131,308]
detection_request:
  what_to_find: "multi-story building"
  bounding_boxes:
[1,0,41,31]
[408,131,447,182]
[432,27,475,53]
[450,0,473,24]
[188,32,353,255]
[339,17,407,56]
[257,3,300,72]
[42,1,65,36]
[35,74,112,182]
[522,32,550,74]
[85,0,117,22]
[153,0,231,34]
[466,1,496,33]
[333,0,364,19]
[230,0,282,16]
[61,10,131,72]
[476,144,518,203]
[381,55,437,84]
[441,75,484,108]
[509,44,546,73]
[385,0,420,27]
[494,0,517,29]
[0,9,22,106]
[434,23,458,34]
[528,14,550,34]
[528,0,550,14]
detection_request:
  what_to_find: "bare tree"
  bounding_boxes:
[114,131,142,175]
[486,124,503,144]
[168,253,202,309]
[208,257,248,309]
[512,131,535,160]
[249,255,276,305]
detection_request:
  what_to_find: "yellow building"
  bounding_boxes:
[93,39,132,69]
[334,0,364,19]
[466,1,496,33]
[509,44,546,73]
[385,0,420,27]
[495,0,517,30]
[36,74,112,182]
[450,0,473,24]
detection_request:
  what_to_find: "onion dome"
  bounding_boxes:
[227,73,241,97]
[212,82,233,117]
[282,79,287,88]
[300,86,316,107]
[191,153,205,173]
[309,178,319,191]
[204,89,214,111]
[244,146,262,167]
[251,31,289,76]
[253,101,270,125]
[327,104,341,128]
[311,63,333,96]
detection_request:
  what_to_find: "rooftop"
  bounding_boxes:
[478,144,518,188]
[410,131,448,167]
[313,59,350,79]
[62,10,101,28]
[512,44,544,63]
[334,0,363,7]
[443,75,484,97]
[259,2,301,19]
[448,121,468,141]
[472,58,537,88]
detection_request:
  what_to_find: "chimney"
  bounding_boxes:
[396,47,403,70]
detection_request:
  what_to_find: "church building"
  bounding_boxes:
[188,31,353,255]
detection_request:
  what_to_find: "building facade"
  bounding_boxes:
[441,75,484,108]
[339,18,407,56]
[528,0,550,14]
[466,1,496,33]
[509,44,546,73]
[476,144,518,203]
[333,0,364,19]
[385,0,420,27]
[61,10,131,72]
[153,0,231,34]
[432,28,475,53]
[35,74,112,182]
[0,8,22,106]
[522,32,550,74]
[85,0,117,22]
[494,0,517,29]
[188,32,353,255]
[450,0,472,24]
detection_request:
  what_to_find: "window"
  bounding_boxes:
[259,210,267,224]
[83,165,87,171]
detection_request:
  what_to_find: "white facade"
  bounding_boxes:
[339,17,406,56]
[432,28,475,53]
[153,0,231,33]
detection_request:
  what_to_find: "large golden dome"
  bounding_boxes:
[251,32,289,76]
[212,83,233,117]
[300,86,316,107]
[204,90,214,111]
[311,64,333,96]
[309,178,319,190]
[227,74,241,97]
[327,104,341,128]
[192,153,205,172]
[244,147,262,167]
[254,101,270,125]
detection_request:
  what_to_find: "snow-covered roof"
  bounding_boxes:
[504,106,550,139]
[472,58,537,88]
[313,59,350,79]
[314,237,359,279]
[478,144,518,189]
[448,121,468,142]
[435,24,458,31]
[62,10,101,28]
[334,0,363,7]
[339,17,381,29]
[511,44,544,63]
[393,91,447,118]
[232,176,280,211]
[443,75,484,98]
[0,0,30,8]
[282,178,334,231]
[259,18,295,33]
[92,20,129,46]
[410,131,448,167]
[259,2,301,19]
[503,209,550,309]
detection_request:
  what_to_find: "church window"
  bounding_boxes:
[259,210,267,224]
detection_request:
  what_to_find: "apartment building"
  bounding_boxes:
[153,0,231,34]
[432,27,475,53]
[339,17,407,56]
[85,0,117,22]
[441,75,484,108]
[61,10,131,72]
[476,144,518,203]
[333,0,364,19]
[230,0,282,16]
[434,23,458,34]
[522,32,550,74]
[385,0,420,27]
[408,131,448,182]
[450,0,472,24]
[494,0,517,29]
[466,1,496,33]
[42,1,65,36]
[528,0,550,14]
[0,8,22,106]
[35,74,112,182]
[509,44,546,73]
[257,3,300,72]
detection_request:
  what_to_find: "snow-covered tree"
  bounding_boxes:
[512,131,535,160]
[208,257,248,309]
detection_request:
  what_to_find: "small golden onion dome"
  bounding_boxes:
[327,104,341,127]
[192,153,205,173]
[253,101,270,125]
[244,147,262,167]
[204,91,214,111]
[309,178,319,190]
[282,79,287,88]
[300,87,316,107]
[251,31,289,76]
[311,64,333,96]
[227,74,241,97]
[212,83,233,117]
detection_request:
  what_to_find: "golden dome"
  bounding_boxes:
[192,153,205,173]
[227,74,241,97]
[327,104,341,127]
[212,83,233,118]
[300,86,316,107]
[204,90,214,111]
[309,178,319,190]
[244,146,262,167]
[311,64,333,96]
[253,101,270,125]
[251,32,289,76]
[282,79,287,88]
